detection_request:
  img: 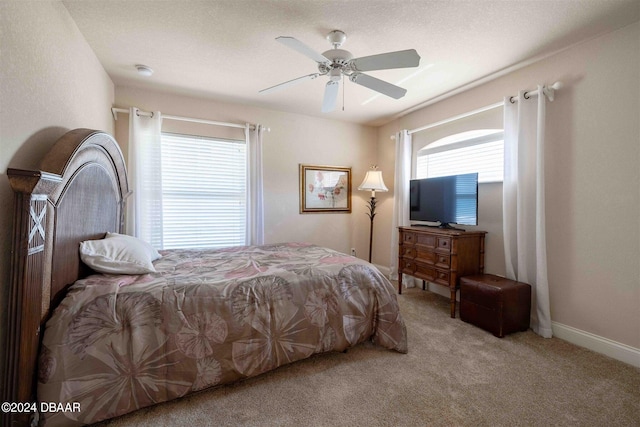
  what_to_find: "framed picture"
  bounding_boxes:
[299,164,351,213]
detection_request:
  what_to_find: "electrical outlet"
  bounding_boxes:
[351,248,356,256]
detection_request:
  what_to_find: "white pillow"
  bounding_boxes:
[80,232,161,275]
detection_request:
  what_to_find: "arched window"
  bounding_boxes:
[416,129,503,183]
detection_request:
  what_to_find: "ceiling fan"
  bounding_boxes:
[259,30,421,113]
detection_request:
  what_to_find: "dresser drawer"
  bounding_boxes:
[434,269,450,286]
[401,259,417,275]
[402,232,416,244]
[414,262,450,284]
[437,237,451,252]
[416,233,436,248]
[401,246,416,258]
[414,262,436,282]
[435,253,450,268]
[415,248,435,264]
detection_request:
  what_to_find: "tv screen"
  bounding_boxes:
[409,173,478,226]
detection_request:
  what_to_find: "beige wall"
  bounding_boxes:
[113,86,378,258]
[0,1,114,376]
[377,22,640,350]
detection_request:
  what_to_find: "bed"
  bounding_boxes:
[4,129,407,427]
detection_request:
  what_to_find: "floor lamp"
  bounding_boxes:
[358,167,388,263]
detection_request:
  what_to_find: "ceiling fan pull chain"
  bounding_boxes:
[342,74,345,111]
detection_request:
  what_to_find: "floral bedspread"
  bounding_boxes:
[38,243,407,426]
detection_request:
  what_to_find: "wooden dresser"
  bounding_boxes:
[398,226,486,318]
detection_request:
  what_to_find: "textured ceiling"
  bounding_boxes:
[62,0,639,126]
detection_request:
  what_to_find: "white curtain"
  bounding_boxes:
[245,124,265,245]
[389,129,412,284]
[127,107,163,248]
[503,86,552,338]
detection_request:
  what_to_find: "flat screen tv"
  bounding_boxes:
[409,173,478,228]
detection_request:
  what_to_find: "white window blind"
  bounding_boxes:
[416,129,504,183]
[160,132,246,249]
[453,173,479,225]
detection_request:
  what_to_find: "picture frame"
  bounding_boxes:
[299,164,351,213]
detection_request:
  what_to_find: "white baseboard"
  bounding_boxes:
[552,322,640,368]
[374,264,390,277]
[381,268,640,368]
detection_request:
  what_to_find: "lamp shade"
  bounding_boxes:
[358,170,388,193]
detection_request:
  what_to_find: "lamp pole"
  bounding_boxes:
[365,193,377,263]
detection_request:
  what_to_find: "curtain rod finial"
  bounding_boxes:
[544,81,562,102]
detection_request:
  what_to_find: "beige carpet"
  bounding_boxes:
[97,287,640,427]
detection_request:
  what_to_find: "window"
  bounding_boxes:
[416,129,503,183]
[160,133,246,249]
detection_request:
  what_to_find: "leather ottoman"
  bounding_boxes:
[460,274,531,337]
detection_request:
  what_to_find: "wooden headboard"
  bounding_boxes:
[3,129,129,427]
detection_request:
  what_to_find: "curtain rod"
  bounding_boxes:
[392,81,562,139]
[111,107,270,132]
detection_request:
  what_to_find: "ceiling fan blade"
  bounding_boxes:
[321,81,340,113]
[349,49,420,72]
[276,36,330,64]
[350,73,407,99]
[259,73,320,94]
